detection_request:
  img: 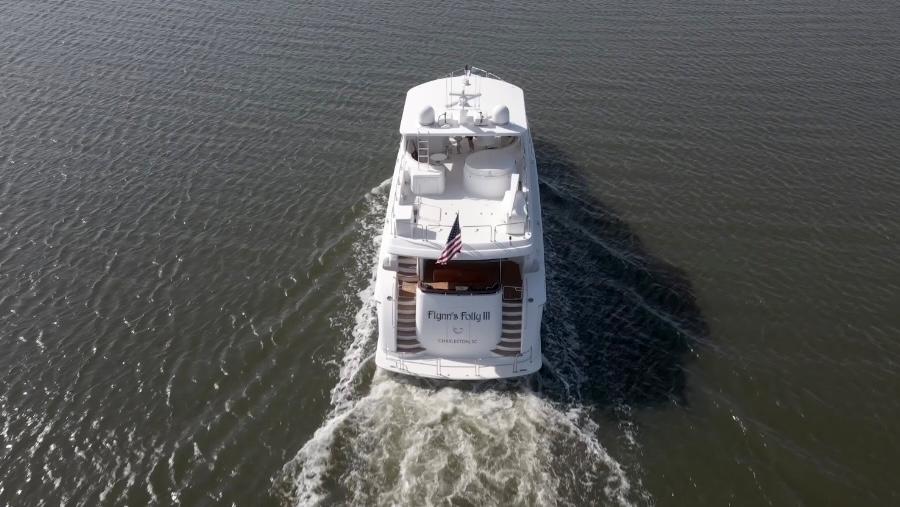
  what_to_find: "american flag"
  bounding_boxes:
[436,214,462,265]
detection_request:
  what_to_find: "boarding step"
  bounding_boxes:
[398,256,417,282]
[493,296,523,357]
[396,256,425,353]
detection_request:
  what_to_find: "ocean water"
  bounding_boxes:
[1,0,899,505]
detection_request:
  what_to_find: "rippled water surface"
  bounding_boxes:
[2,0,899,505]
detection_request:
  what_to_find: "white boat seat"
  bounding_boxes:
[500,173,526,235]
[407,152,445,196]
[500,173,519,211]
[393,204,415,236]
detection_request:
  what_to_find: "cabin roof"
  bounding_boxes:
[399,73,528,136]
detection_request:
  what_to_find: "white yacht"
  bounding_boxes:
[374,66,545,379]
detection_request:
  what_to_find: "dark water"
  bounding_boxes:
[2,0,899,505]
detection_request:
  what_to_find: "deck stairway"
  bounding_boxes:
[396,256,425,353]
[493,285,523,356]
[416,134,429,165]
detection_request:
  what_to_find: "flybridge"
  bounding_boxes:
[386,67,537,259]
[384,131,536,259]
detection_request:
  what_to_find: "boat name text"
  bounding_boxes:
[426,310,490,322]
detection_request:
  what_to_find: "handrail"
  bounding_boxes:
[422,222,497,242]
[390,278,399,351]
[523,135,539,235]
[392,204,529,242]
[417,202,443,221]
[519,277,527,355]
[419,283,501,296]
[397,218,530,244]
[445,66,504,81]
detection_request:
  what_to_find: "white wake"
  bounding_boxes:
[276,182,646,506]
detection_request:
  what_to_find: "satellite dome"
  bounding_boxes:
[418,106,435,126]
[492,105,509,125]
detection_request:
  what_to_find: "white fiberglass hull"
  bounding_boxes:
[373,259,545,380]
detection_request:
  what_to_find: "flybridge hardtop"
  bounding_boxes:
[374,67,545,380]
[399,70,528,136]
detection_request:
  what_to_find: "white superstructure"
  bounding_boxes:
[374,67,545,379]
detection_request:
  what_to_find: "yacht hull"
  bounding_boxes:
[373,68,545,380]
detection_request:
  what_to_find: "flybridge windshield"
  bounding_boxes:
[420,260,501,294]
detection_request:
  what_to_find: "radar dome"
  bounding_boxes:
[492,105,510,125]
[418,106,435,126]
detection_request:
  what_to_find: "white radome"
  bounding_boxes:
[418,106,435,126]
[492,104,510,125]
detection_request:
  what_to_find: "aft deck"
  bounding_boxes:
[388,136,533,249]
[416,151,514,239]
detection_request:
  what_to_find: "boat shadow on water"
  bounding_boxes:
[531,138,707,410]
[382,139,708,411]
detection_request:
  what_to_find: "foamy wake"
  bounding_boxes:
[275,181,644,506]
